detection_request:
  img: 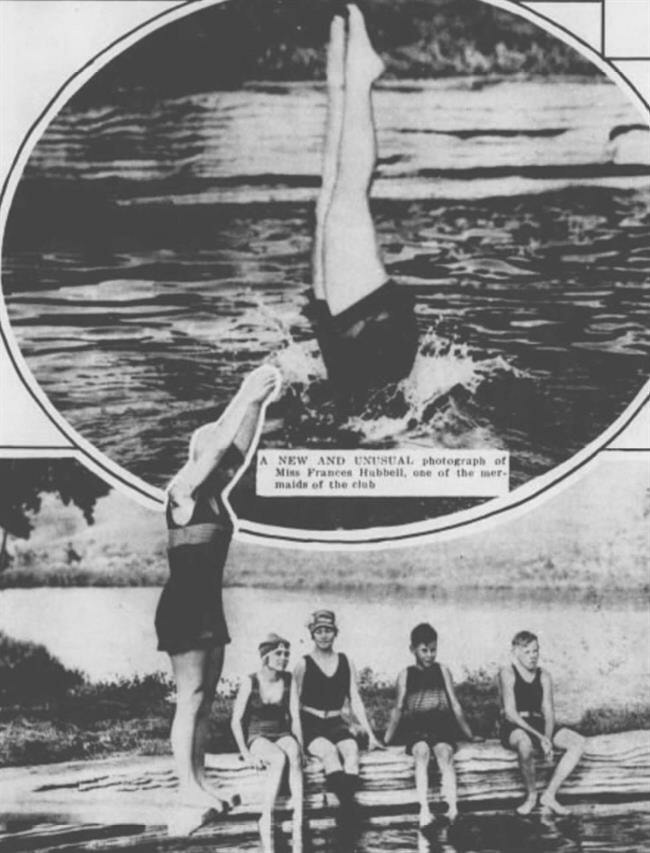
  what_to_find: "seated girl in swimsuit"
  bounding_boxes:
[155,365,279,835]
[499,630,585,816]
[384,623,481,828]
[311,5,419,400]
[231,633,303,853]
[293,610,382,823]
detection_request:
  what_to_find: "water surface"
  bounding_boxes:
[0,586,647,721]
[3,79,649,530]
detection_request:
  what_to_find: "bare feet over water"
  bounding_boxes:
[346,5,385,84]
[179,782,239,814]
[167,805,223,837]
[516,792,538,816]
[446,802,459,823]
[540,792,570,816]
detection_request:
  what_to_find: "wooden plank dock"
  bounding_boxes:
[0,731,648,848]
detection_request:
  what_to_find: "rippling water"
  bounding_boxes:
[12,808,648,852]
[3,79,649,529]
[221,809,650,852]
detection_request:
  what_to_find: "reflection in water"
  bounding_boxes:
[298,810,649,853]
[5,809,649,852]
[172,809,650,852]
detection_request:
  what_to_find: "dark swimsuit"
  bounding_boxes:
[300,653,355,747]
[244,671,293,748]
[500,666,549,749]
[401,664,460,753]
[154,444,243,655]
[311,281,419,395]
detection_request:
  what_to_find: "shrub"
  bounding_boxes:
[0,632,84,705]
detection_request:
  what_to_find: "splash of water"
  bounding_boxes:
[241,299,519,448]
[347,329,520,446]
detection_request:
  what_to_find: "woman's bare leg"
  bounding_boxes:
[276,736,304,851]
[250,738,287,853]
[192,645,225,793]
[170,648,229,809]
[323,4,386,317]
[313,14,346,300]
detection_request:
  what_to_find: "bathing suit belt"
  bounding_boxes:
[301,705,344,719]
[168,522,225,549]
[330,281,408,333]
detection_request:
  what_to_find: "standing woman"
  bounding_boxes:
[231,634,304,853]
[155,365,279,833]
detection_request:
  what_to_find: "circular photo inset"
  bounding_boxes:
[1,0,649,533]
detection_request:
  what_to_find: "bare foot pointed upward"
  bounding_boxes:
[346,4,385,83]
[327,15,346,88]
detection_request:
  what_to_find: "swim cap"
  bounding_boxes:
[258,633,290,658]
[307,609,338,635]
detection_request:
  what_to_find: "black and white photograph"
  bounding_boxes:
[1,0,649,532]
[0,1,648,852]
[0,448,648,850]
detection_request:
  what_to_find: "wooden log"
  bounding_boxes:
[0,731,648,826]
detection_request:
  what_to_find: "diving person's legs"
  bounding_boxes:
[322,4,386,317]
[313,14,346,300]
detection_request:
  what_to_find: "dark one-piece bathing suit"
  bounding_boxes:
[155,444,243,655]
[500,665,550,749]
[244,671,293,748]
[300,653,355,747]
[311,281,419,396]
[401,664,460,753]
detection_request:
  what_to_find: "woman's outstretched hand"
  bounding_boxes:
[239,365,280,404]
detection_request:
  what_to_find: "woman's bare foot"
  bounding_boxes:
[346,5,384,84]
[446,801,458,823]
[167,804,221,837]
[327,15,346,89]
[516,792,538,816]
[540,792,570,816]
[178,782,234,813]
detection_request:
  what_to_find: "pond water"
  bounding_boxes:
[8,806,650,852]
[1,586,647,720]
[218,808,650,853]
[2,78,649,531]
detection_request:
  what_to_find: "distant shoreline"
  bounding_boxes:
[0,568,648,601]
[69,0,599,108]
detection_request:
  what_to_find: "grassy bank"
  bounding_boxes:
[1,635,647,768]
